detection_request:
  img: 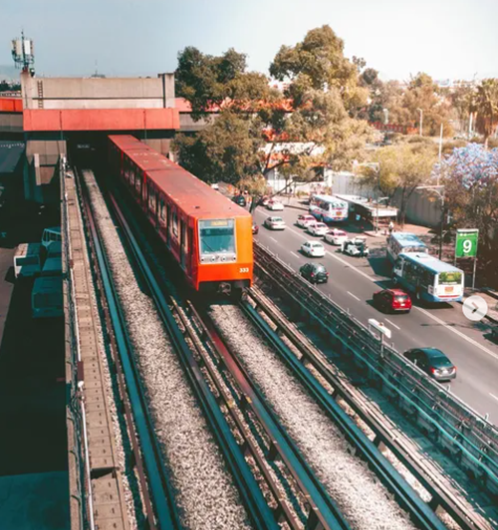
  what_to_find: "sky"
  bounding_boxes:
[1,0,498,82]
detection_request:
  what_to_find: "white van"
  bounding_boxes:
[32,276,63,318]
[14,243,42,279]
[41,227,62,250]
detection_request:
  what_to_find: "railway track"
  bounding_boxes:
[106,185,353,530]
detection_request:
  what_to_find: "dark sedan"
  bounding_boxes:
[299,263,329,284]
[403,348,456,381]
[232,195,247,207]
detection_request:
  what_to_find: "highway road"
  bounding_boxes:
[253,205,498,424]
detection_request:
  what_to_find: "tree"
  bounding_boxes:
[363,143,438,226]
[474,78,498,148]
[438,143,498,284]
[387,73,453,136]
[173,110,263,185]
[450,80,477,134]
[269,25,368,114]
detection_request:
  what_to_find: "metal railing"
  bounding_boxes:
[254,241,498,496]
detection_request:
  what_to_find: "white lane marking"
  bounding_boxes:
[414,306,498,361]
[286,224,498,362]
[347,291,361,301]
[490,393,498,403]
[385,318,401,330]
[290,251,300,258]
[269,237,277,243]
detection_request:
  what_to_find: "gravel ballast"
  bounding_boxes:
[210,303,420,530]
[83,171,252,530]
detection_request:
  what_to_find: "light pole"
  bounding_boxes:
[417,185,445,259]
[418,108,424,137]
[370,162,381,233]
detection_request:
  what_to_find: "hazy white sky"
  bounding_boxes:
[2,0,497,81]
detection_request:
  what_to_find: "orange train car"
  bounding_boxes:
[108,135,253,293]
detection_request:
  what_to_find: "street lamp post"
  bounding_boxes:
[417,185,445,259]
[418,108,424,137]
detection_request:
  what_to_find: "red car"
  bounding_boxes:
[252,222,259,235]
[373,288,412,313]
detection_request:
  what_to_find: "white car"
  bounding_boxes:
[342,237,369,257]
[307,222,329,236]
[266,199,284,211]
[324,228,348,246]
[296,214,316,228]
[301,241,326,257]
[264,216,286,230]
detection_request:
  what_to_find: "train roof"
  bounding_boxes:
[391,232,427,247]
[399,252,463,273]
[109,135,250,219]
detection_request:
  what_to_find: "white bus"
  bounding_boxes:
[309,194,348,223]
[32,276,63,318]
[14,243,42,279]
[386,232,428,263]
[393,252,464,303]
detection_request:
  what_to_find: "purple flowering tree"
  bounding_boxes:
[437,143,498,284]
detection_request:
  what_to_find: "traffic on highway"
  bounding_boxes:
[253,200,498,423]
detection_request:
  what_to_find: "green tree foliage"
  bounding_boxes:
[175,46,273,119]
[388,73,454,137]
[450,81,477,132]
[363,143,438,225]
[173,111,263,185]
[269,25,368,113]
[474,78,498,147]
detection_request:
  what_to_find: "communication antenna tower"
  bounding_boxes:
[11,30,35,75]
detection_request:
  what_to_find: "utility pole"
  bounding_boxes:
[437,123,444,186]
[418,108,424,136]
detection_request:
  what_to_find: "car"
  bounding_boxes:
[342,237,369,257]
[306,222,329,236]
[266,199,284,211]
[296,214,316,229]
[373,289,412,313]
[264,216,286,230]
[403,348,456,381]
[301,241,326,257]
[252,222,259,235]
[260,196,270,207]
[299,262,329,284]
[324,228,348,246]
[211,183,220,190]
[232,195,247,207]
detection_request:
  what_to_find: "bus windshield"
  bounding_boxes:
[438,271,462,285]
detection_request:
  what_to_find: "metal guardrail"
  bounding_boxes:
[254,242,498,496]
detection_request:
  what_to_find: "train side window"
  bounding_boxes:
[159,198,166,225]
[172,210,178,238]
[148,185,156,212]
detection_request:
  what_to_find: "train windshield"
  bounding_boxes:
[199,219,236,256]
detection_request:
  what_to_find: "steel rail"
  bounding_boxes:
[106,191,279,530]
[173,299,301,530]
[245,287,493,530]
[190,302,352,530]
[76,169,181,530]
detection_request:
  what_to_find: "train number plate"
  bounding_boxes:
[239,267,249,273]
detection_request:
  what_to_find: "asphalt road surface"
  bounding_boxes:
[253,206,498,425]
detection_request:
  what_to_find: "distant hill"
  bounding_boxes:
[0,65,20,81]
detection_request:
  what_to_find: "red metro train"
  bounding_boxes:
[108,135,253,293]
